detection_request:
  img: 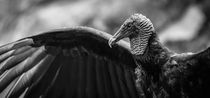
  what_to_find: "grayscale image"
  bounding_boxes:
[0,0,209,98]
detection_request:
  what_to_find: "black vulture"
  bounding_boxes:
[0,14,209,98]
[109,14,210,98]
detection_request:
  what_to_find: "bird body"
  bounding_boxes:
[109,13,210,98]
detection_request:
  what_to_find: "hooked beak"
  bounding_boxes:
[108,26,131,48]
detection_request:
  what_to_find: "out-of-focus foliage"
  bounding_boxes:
[0,0,209,53]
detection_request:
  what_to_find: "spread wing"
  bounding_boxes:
[165,47,210,97]
[191,47,210,65]
[183,47,210,70]
[0,27,138,98]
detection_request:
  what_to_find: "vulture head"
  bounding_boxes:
[109,13,155,55]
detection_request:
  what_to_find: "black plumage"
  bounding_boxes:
[0,13,210,98]
[0,27,138,98]
[109,13,210,98]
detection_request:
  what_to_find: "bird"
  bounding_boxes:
[0,13,209,98]
[109,13,210,98]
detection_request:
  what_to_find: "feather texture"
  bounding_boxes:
[109,13,210,98]
[0,27,138,98]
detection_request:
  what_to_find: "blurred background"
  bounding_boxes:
[0,0,209,53]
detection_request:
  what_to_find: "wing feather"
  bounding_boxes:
[101,58,114,98]
[0,47,44,93]
[0,47,37,74]
[0,39,33,55]
[0,50,14,63]
[7,54,55,97]
[107,61,122,98]
[76,52,86,98]
[0,27,138,98]
[192,47,210,65]
[95,56,106,98]
[86,54,97,98]
[123,66,139,98]
[116,64,130,98]
[0,73,22,98]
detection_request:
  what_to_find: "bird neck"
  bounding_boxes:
[131,33,171,73]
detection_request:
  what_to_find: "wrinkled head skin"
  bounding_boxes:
[108,13,155,55]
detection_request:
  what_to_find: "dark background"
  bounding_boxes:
[0,0,209,53]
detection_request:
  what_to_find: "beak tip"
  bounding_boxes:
[109,44,112,48]
[108,38,116,48]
